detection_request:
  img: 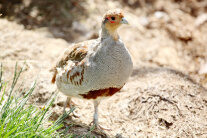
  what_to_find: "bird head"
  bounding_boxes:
[101,9,128,40]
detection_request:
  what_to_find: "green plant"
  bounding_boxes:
[0,63,72,138]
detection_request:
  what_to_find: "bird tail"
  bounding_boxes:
[50,68,57,84]
[51,73,56,84]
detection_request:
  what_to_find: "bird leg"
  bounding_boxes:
[63,97,80,118]
[92,100,111,130]
[63,97,69,114]
[93,100,99,127]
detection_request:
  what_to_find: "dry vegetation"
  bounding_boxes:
[0,0,207,137]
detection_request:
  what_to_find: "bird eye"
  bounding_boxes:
[111,17,115,20]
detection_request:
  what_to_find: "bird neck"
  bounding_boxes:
[100,26,119,41]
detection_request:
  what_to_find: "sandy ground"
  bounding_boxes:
[1,0,207,137]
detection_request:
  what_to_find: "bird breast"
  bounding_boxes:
[85,38,133,90]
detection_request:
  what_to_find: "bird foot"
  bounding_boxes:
[63,107,80,118]
[70,99,78,106]
[89,122,111,131]
[71,110,80,118]
[95,124,111,131]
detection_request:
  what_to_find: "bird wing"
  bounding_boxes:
[51,40,90,84]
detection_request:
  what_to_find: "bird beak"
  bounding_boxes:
[121,17,129,24]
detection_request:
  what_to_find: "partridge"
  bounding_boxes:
[51,9,133,129]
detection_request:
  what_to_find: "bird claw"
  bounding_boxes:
[89,122,111,131]
[96,124,111,131]
[63,107,80,118]
[70,99,78,106]
[71,110,80,118]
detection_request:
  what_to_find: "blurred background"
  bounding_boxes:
[0,0,207,137]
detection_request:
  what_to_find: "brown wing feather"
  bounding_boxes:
[51,41,89,84]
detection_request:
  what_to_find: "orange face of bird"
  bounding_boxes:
[103,9,128,32]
